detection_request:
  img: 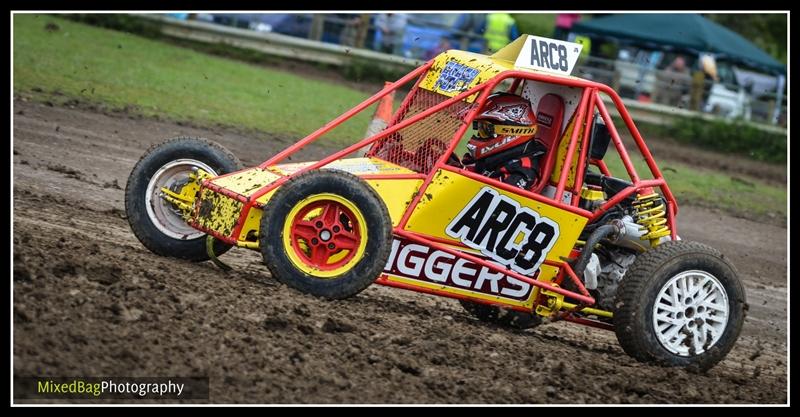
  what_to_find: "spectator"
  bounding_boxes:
[554,13,581,41]
[700,53,719,109]
[478,13,519,53]
[424,37,453,60]
[339,14,362,47]
[374,13,408,55]
[668,56,689,73]
[656,55,692,107]
[454,13,486,53]
[353,14,371,49]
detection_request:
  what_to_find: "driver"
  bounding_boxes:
[457,92,546,190]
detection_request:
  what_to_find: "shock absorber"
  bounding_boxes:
[632,191,671,246]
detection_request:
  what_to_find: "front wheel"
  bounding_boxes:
[260,169,393,299]
[125,137,242,260]
[613,240,746,371]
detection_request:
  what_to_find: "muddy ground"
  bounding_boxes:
[12,99,787,404]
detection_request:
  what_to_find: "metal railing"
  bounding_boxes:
[196,13,488,59]
[575,55,787,127]
[139,14,787,135]
[140,14,424,71]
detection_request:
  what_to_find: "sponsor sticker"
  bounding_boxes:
[383,238,533,300]
[433,61,480,94]
[273,158,409,175]
[536,113,554,127]
[445,187,560,275]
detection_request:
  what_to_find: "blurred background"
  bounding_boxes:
[166,12,786,127]
[12,12,789,403]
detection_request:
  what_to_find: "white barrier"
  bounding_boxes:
[137,14,423,71]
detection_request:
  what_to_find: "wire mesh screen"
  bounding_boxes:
[369,88,473,174]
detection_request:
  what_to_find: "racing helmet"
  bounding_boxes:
[467,92,538,160]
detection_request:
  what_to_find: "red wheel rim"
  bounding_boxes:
[289,200,363,271]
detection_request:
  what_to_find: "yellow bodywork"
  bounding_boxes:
[419,50,510,103]
[192,157,423,245]
[192,161,590,312]
[389,169,588,310]
[581,187,605,201]
[179,38,605,314]
[210,167,283,198]
[195,187,245,237]
[419,37,586,103]
[549,111,585,190]
[404,169,587,257]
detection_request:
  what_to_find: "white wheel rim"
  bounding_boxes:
[144,159,217,240]
[652,270,729,356]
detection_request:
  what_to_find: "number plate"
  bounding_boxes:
[514,35,583,76]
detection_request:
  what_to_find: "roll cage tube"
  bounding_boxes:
[245,62,678,241]
[413,69,678,238]
[195,54,681,316]
[202,60,679,311]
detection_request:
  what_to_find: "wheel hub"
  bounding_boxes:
[288,198,363,272]
[319,230,332,242]
[145,159,218,240]
[652,270,729,356]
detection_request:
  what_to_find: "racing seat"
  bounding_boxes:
[530,93,565,194]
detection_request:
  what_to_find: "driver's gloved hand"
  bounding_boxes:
[459,152,478,172]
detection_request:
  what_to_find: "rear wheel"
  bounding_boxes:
[459,300,541,329]
[125,137,242,260]
[613,240,746,371]
[260,169,393,299]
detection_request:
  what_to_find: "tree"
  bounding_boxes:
[704,14,787,64]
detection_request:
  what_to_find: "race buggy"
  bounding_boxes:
[125,35,746,371]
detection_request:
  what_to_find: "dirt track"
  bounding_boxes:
[12,99,787,404]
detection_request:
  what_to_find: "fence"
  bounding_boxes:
[575,55,787,128]
[195,13,487,60]
[139,14,787,135]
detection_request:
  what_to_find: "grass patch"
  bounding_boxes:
[612,115,786,165]
[64,13,411,86]
[601,148,786,222]
[13,14,373,144]
[665,117,786,164]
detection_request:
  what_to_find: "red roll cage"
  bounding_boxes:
[198,57,679,329]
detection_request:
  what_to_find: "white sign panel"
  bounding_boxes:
[514,35,583,76]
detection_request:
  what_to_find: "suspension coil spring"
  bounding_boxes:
[632,192,671,246]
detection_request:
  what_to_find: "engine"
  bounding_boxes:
[593,247,638,310]
[578,172,675,311]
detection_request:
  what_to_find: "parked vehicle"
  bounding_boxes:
[209,14,314,39]
[399,14,461,59]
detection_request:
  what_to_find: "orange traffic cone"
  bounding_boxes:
[359,82,395,156]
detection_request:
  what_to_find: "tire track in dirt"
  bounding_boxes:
[12,100,787,403]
